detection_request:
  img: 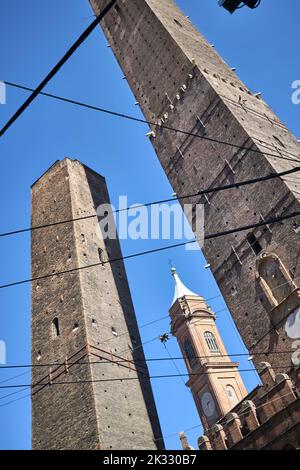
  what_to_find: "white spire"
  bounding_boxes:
[171,267,199,306]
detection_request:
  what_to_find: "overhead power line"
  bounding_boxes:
[0,365,290,390]
[0,370,30,384]
[91,272,300,368]
[0,302,296,404]
[0,305,295,408]
[0,298,293,386]
[0,391,31,410]
[1,383,297,422]
[8,81,282,131]
[155,388,299,443]
[0,0,117,138]
[0,336,161,405]
[169,272,300,361]
[0,213,296,396]
[1,166,299,239]
[4,81,300,164]
[0,349,293,371]
[0,385,29,403]
[251,306,298,350]
[0,210,299,290]
[1,388,297,446]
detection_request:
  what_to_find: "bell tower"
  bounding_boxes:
[169,268,247,432]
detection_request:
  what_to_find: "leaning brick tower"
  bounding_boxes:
[90,0,300,375]
[31,158,164,449]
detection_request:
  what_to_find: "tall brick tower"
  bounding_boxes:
[31,158,164,450]
[169,267,247,432]
[90,0,300,375]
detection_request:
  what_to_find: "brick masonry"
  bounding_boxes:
[195,363,300,450]
[31,158,164,450]
[90,0,300,373]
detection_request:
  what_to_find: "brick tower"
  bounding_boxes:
[169,267,247,432]
[90,0,300,375]
[31,158,164,450]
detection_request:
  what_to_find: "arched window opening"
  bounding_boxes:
[183,338,197,369]
[246,232,262,255]
[52,318,60,338]
[204,331,220,354]
[257,253,295,306]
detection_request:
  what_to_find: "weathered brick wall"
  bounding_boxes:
[31,159,163,450]
[199,365,300,450]
[90,0,300,372]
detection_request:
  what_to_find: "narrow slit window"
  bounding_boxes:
[273,135,286,148]
[52,318,60,338]
[174,18,183,28]
[247,233,262,255]
[98,248,104,264]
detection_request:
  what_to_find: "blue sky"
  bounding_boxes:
[0,0,299,450]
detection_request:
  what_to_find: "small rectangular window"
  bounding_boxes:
[247,233,262,255]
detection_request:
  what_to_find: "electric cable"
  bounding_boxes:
[1,165,299,239]
[0,210,299,290]
[0,391,31,409]
[0,364,294,391]
[3,81,300,164]
[0,343,294,371]
[154,387,299,443]
[0,0,117,137]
